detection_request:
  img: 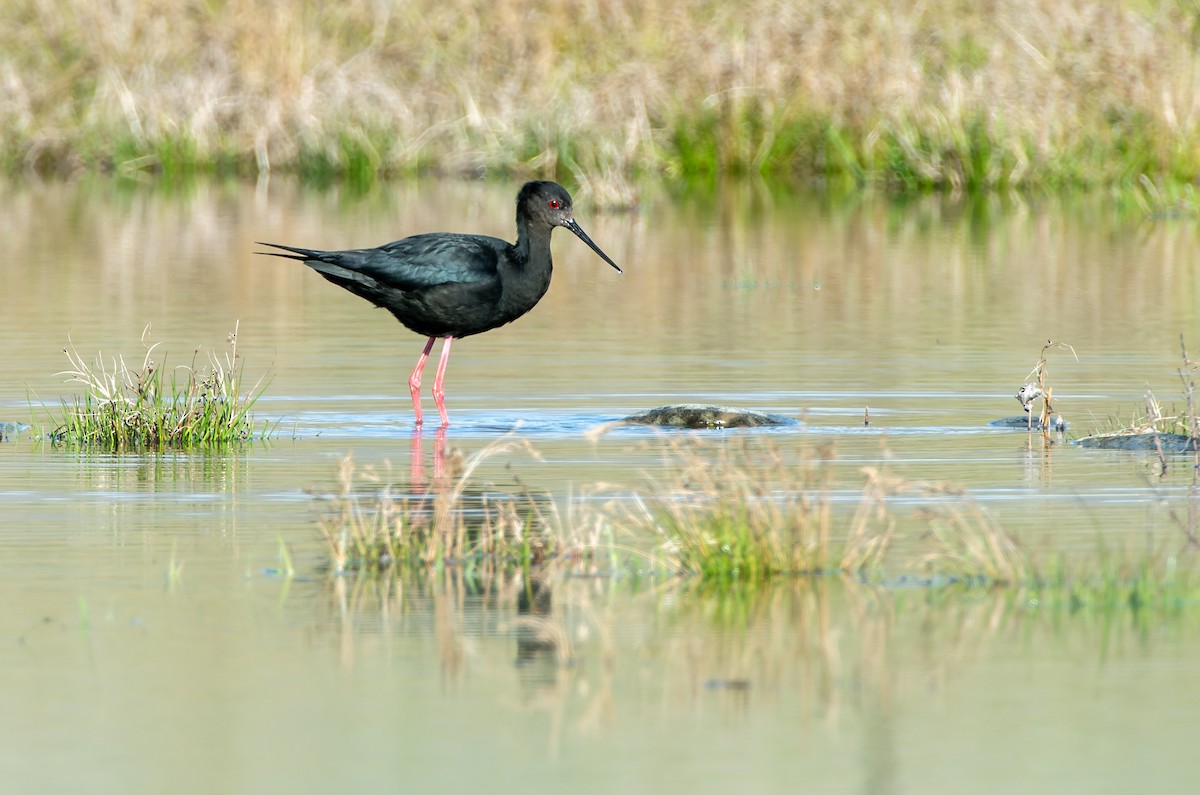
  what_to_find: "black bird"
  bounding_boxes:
[258,181,622,427]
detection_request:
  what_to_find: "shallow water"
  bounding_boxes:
[2,177,1199,792]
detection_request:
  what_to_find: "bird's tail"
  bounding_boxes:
[255,242,329,262]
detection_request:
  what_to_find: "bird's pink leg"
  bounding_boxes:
[409,336,437,426]
[432,337,453,427]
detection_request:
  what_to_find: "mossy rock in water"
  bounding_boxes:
[989,415,1068,432]
[622,404,797,429]
[1076,432,1199,452]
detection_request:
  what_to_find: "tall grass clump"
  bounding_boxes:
[45,323,272,450]
[317,443,564,575]
[909,497,1200,614]
[621,436,983,583]
[5,0,1200,190]
[914,501,1030,585]
[620,434,1200,609]
[623,437,842,582]
[315,433,1200,613]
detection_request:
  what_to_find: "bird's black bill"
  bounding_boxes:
[565,220,622,274]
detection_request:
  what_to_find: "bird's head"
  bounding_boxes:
[518,181,622,274]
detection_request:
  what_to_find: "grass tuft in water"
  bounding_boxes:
[907,468,1200,609]
[44,323,273,451]
[1079,335,1200,468]
[915,500,1029,585]
[620,437,846,583]
[315,433,1200,610]
[617,436,984,584]
[619,435,1200,605]
[317,442,569,575]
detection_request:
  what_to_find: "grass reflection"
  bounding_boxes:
[313,569,1200,746]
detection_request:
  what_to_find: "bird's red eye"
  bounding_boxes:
[548,199,560,209]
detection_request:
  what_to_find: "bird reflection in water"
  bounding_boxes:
[408,426,450,484]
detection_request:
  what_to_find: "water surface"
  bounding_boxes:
[1,178,1198,792]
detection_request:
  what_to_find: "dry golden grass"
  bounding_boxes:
[4,0,1200,188]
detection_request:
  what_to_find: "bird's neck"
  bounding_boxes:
[514,225,553,270]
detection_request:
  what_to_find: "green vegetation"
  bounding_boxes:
[623,437,892,581]
[319,435,1200,613]
[5,1,1200,192]
[318,443,576,575]
[42,324,273,451]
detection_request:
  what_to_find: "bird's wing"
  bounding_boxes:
[319,234,507,291]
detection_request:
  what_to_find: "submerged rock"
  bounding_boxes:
[622,404,797,429]
[1076,432,1199,452]
[989,415,1068,432]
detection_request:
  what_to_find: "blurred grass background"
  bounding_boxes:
[4,0,1200,193]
